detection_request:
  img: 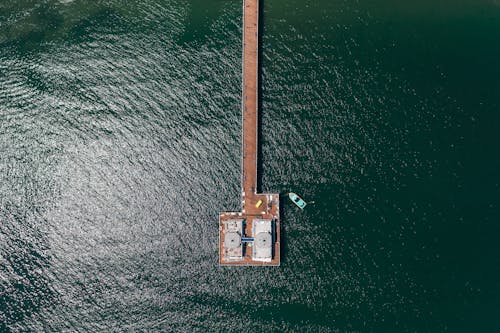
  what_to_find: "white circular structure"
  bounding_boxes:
[255,232,272,249]
[224,232,241,249]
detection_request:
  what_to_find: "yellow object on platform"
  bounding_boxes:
[255,199,263,208]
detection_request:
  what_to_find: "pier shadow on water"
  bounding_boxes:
[256,0,265,195]
[254,0,290,263]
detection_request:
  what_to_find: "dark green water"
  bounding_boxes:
[1,0,499,332]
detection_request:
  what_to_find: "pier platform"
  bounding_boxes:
[219,0,280,266]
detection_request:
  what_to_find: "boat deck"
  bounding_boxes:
[219,0,280,266]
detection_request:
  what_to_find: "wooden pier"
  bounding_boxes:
[219,0,280,266]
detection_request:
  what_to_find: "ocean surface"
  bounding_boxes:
[1,0,500,332]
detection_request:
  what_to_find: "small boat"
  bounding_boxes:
[288,192,307,209]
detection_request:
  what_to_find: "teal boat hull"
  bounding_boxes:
[288,192,307,209]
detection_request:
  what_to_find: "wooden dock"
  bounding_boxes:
[219,0,280,266]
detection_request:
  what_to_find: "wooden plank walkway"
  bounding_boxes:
[219,0,280,266]
[242,0,259,204]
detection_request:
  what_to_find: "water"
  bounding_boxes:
[1,0,499,332]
